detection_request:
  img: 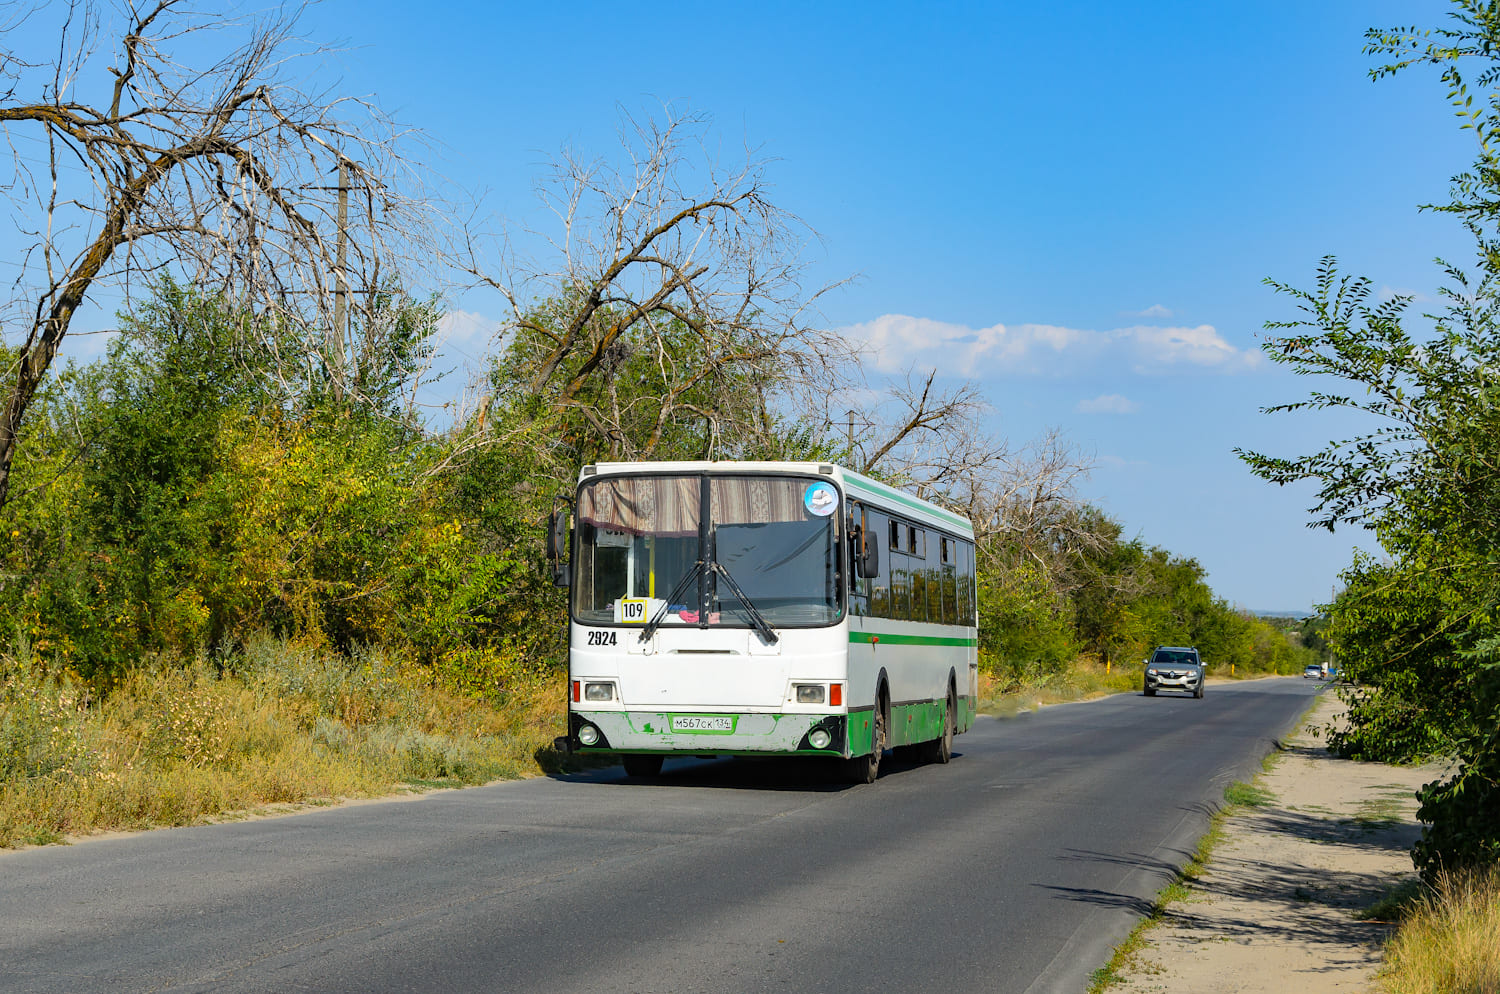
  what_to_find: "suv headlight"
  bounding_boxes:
[1147,668,1158,675]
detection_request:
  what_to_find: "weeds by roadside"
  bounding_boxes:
[0,635,565,848]
[977,662,1140,716]
[1224,781,1276,808]
[1377,867,1500,994]
[1358,877,1428,924]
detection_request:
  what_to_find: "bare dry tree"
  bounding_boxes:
[953,429,1103,575]
[853,368,995,480]
[0,0,435,510]
[458,108,855,462]
[851,370,1102,578]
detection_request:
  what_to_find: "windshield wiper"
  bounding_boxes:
[638,559,705,644]
[709,561,779,645]
[636,558,780,646]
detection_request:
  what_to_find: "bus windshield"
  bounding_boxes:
[573,474,842,628]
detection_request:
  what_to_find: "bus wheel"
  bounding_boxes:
[622,755,663,779]
[921,690,955,765]
[845,702,885,785]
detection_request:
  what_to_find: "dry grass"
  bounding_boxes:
[0,638,567,847]
[977,660,1139,717]
[1378,867,1500,994]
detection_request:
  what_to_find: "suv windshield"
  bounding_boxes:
[573,474,842,628]
[1151,649,1199,665]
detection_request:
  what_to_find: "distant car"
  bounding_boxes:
[1144,646,1204,699]
[1303,664,1322,679]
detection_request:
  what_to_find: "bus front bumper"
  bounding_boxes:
[560,710,849,757]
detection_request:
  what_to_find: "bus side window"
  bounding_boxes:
[918,527,930,623]
[957,540,976,625]
[869,510,891,617]
[922,531,937,625]
[924,534,940,625]
[941,537,957,625]
[887,516,909,620]
[969,541,978,625]
[890,548,909,621]
[911,558,928,623]
[910,527,929,623]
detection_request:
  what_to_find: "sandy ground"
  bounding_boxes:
[1109,686,1452,994]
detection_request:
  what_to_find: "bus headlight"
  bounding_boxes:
[577,724,601,746]
[808,728,832,749]
[584,682,615,702]
[794,684,825,704]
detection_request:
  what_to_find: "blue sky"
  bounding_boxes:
[29,0,1479,614]
[280,0,1483,614]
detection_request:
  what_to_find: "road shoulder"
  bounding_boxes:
[1108,687,1451,994]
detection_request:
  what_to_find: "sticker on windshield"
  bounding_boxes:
[616,598,649,623]
[804,483,839,517]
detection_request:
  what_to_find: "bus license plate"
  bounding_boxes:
[671,715,734,733]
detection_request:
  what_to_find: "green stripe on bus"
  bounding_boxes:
[848,632,978,647]
[840,470,973,534]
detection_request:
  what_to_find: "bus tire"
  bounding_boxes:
[920,687,955,765]
[622,755,663,779]
[845,697,886,785]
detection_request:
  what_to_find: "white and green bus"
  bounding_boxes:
[549,461,978,783]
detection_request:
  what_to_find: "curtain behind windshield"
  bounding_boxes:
[574,475,700,624]
[578,476,700,536]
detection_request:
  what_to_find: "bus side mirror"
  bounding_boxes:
[547,509,571,587]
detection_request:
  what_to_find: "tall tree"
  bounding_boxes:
[0,0,432,511]
[463,109,853,466]
[1239,0,1500,877]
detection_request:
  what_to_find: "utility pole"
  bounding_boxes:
[334,157,349,362]
[843,409,870,468]
[301,158,367,403]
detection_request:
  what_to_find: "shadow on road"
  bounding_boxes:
[543,750,967,793]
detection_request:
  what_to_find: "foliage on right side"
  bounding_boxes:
[1239,0,1500,881]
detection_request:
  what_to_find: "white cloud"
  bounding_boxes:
[1132,304,1174,318]
[1120,324,1259,371]
[1378,285,1433,304]
[1096,453,1150,469]
[437,309,503,360]
[837,314,1259,377]
[1076,393,1139,414]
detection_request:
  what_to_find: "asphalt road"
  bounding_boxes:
[1,678,1320,994]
